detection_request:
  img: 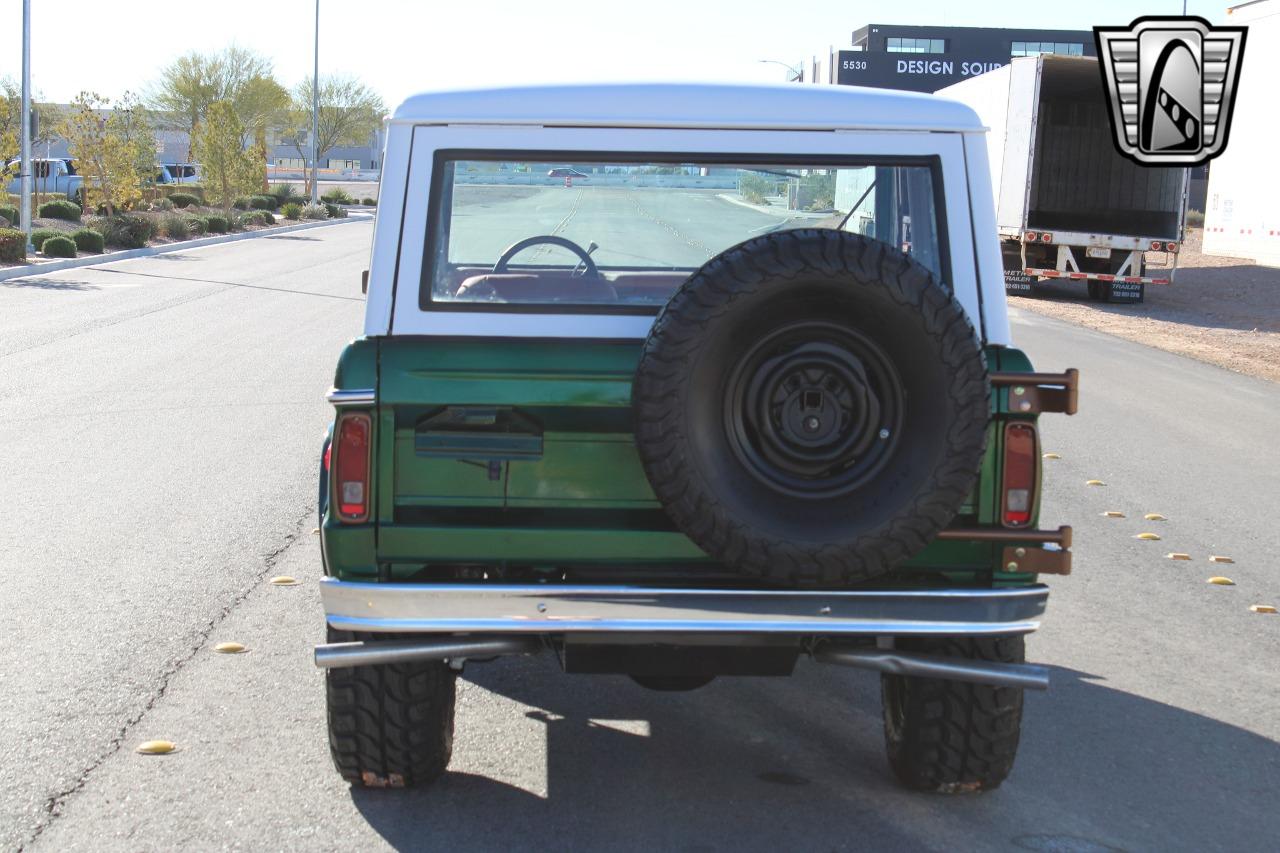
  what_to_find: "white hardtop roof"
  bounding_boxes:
[391,82,984,133]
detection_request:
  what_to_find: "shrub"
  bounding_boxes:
[281,202,303,220]
[301,202,329,220]
[0,228,26,263]
[233,197,252,211]
[261,211,275,225]
[361,197,376,207]
[160,214,189,241]
[152,197,174,211]
[205,215,229,234]
[30,228,63,250]
[250,194,278,210]
[169,192,199,208]
[321,187,353,204]
[184,216,207,236]
[94,215,154,249]
[239,211,268,228]
[324,202,347,219]
[269,183,301,202]
[0,205,17,226]
[38,199,82,222]
[41,235,77,258]
[1186,209,1205,228]
[71,228,104,253]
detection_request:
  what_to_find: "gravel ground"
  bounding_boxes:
[1010,228,1280,382]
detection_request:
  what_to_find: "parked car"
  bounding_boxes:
[157,163,201,184]
[315,82,1079,793]
[5,158,84,204]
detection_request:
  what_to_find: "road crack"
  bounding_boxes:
[16,506,316,852]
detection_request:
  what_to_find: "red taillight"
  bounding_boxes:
[1150,240,1162,250]
[1040,232,1053,243]
[1025,231,1038,242]
[333,413,371,522]
[1002,422,1038,528]
[1165,242,1178,252]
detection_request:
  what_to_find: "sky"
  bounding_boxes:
[3,0,1231,108]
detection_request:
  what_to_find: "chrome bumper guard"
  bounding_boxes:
[319,579,1049,637]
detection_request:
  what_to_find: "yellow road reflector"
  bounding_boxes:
[213,642,246,654]
[1134,532,1161,541]
[1086,479,1106,486]
[269,576,300,586]
[1144,513,1167,521]
[1102,511,1125,518]
[311,527,320,535]
[1250,604,1277,614]
[1207,576,1235,586]
[136,740,177,755]
[1209,555,1235,564]
[1043,452,1061,460]
[1166,552,1191,561]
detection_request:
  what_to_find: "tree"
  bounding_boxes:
[113,92,159,198]
[59,92,150,216]
[233,76,290,190]
[149,47,278,160]
[192,100,259,214]
[287,76,385,196]
[1,77,56,191]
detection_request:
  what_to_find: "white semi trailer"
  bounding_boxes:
[1203,0,1279,267]
[939,55,1188,303]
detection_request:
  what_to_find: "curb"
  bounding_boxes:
[0,214,371,282]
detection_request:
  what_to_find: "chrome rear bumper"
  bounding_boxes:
[319,579,1048,636]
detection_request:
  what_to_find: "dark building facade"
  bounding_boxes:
[835,23,1097,92]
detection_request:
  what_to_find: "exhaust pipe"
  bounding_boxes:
[814,647,1049,691]
[314,636,540,669]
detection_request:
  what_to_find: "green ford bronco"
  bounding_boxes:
[316,83,1078,793]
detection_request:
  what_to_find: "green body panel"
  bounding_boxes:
[320,336,1048,585]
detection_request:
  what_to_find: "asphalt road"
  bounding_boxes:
[1,222,1278,852]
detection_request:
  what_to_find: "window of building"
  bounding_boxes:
[328,159,360,170]
[275,157,306,169]
[1011,40,1084,57]
[886,37,945,53]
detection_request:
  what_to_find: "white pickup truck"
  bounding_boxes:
[5,158,84,204]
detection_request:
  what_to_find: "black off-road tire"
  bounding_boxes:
[633,229,990,587]
[326,628,457,788]
[880,635,1025,793]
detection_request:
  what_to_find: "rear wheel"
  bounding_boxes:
[326,628,457,788]
[881,636,1025,793]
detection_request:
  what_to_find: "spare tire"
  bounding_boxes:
[633,229,990,587]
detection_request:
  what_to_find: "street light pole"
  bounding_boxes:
[758,59,804,83]
[20,0,33,253]
[310,0,320,204]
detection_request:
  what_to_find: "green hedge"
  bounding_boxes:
[169,192,199,209]
[39,199,82,222]
[321,188,353,204]
[160,214,189,241]
[360,197,376,207]
[185,216,207,236]
[71,228,104,253]
[281,202,302,220]
[324,203,346,219]
[0,228,26,263]
[30,228,63,250]
[91,215,153,249]
[0,205,17,225]
[205,215,229,234]
[250,194,278,210]
[41,235,77,258]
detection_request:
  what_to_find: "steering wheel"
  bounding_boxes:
[493,235,600,277]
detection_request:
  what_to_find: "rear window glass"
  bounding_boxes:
[424,154,945,312]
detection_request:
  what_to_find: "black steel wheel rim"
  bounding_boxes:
[723,320,904,499]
